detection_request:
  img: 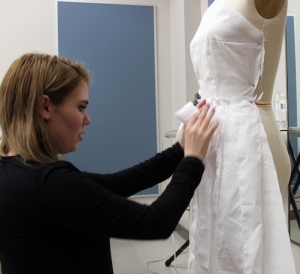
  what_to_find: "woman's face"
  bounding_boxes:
[45,81,91,154]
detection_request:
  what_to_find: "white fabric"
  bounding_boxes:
[176,101,199,125]
[176,0,296,273]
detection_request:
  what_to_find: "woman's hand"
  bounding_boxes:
[179,99,207,149]
[184,104,218,161]
[196,99,206,111]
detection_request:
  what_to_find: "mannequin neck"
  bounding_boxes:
[226,0,286,20]
[255,0,285,19]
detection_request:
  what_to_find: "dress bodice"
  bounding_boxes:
[190,0,265,99]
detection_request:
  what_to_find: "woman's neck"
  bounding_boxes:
[6,150,16,156]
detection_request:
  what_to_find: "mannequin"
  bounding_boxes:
[226,0,289,195]
[181,0,296,272]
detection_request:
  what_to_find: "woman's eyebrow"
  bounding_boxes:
[79,100,89,105]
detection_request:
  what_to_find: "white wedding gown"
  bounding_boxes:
[178,0,297,273]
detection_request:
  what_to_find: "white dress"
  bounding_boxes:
[179,0,296,273]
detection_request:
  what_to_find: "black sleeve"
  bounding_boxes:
[36,157,204,240]
[82,142,184,197]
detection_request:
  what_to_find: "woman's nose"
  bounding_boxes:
[84,113,91,125]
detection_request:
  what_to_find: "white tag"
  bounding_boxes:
[175,102,199,125]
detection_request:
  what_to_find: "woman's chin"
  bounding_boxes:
[57,145,78,155]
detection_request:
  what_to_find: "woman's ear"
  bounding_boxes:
[38,95,51,120]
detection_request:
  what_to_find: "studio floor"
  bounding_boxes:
[111,223,300,274]
[111,228,189,274]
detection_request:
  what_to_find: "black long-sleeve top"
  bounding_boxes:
[0,143,204,274]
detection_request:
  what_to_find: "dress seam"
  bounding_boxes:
[254,105,265,273]
[212,103,229,273]
[234,123,247,274]
[209,38,219,98]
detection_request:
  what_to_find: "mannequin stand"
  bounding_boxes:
[288,127,300,229]
[165,239,189,267]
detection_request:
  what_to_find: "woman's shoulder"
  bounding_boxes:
[29,159,80,175]
[39,159,78,169]
[0,157,83,195]
[29,160,87,191]
[0,156,80,179]
[1,155,77,169]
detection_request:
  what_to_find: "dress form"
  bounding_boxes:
[226,0,289,195]
[184,1,296,271]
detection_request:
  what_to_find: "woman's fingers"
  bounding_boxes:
[199,106,215,130]
[196,99,206,110]
[187,109,201,126]
[184,103,218,161]
[179,125,186,149]
[186,104,211,131]
[206,120,219,140]
[194,104,210,128]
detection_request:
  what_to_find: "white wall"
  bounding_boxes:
[0,0,58,78]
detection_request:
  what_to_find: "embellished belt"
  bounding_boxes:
[198,92,270,106]
[205,97,256,106]
[201,97,271,107]
[176,95,271,125]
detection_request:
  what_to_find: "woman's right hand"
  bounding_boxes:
[179,99,206,150]
[184,104,218,161]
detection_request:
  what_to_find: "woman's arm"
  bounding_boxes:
[83,142,184,197]
[37,156,203,240]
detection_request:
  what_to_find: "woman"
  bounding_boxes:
[0,53,218,274]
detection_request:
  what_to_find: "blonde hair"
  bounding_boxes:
[0,53,90,163]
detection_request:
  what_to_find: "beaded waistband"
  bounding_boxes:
[205,97,255,106]
[201,97,272,107]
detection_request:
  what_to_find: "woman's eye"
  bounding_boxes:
[79,106,87,112]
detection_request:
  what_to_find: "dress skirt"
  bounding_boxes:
[187,98,295,274]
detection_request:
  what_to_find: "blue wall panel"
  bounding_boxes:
[58,2,158,195]
[286,16,298,172]
[208,0,214,6]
